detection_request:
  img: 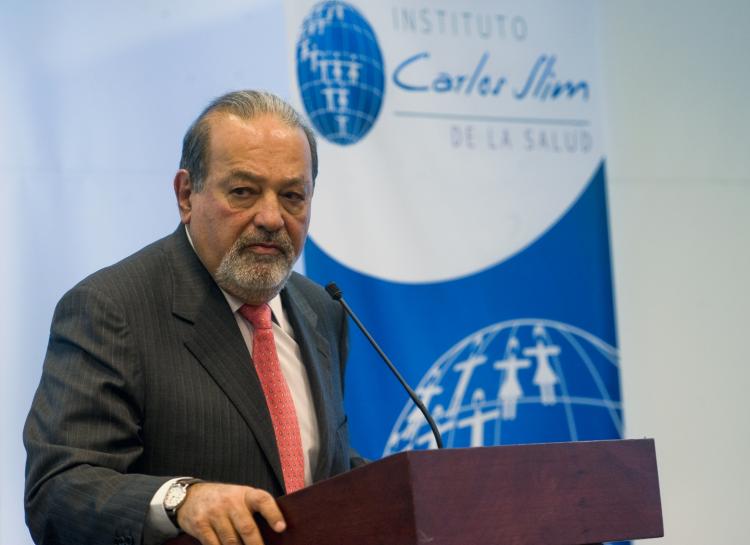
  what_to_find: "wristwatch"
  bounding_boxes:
[163,478,202,528]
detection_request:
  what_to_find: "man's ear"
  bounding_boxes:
[174,169,193,224]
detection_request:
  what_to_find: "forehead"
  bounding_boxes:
[204,112,312,180]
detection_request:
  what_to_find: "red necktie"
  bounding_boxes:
[239,303,305,493]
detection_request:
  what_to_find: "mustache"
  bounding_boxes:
[235,231,294,255]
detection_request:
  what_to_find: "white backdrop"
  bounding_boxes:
[601,1,750,542]
[0,1,292,542]
[2,1,748,544]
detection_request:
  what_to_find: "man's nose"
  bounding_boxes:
[253,193,285,231]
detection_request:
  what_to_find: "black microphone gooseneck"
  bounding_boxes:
[325,282,443,449]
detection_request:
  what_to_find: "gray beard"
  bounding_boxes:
[213,231,296,305]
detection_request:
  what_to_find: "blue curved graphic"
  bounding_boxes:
[305,161,620,458]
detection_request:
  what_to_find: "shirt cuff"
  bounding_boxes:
[142,477,191,545]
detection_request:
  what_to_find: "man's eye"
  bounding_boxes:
[283,192,305,202]
[230,187,252,197]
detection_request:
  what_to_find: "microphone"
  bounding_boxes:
[325,282,443,449]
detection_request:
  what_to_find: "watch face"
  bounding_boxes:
[164,484,186,511]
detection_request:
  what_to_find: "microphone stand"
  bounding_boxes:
[325,282,444,449]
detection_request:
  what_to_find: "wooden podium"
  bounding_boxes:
[168,439,662,545]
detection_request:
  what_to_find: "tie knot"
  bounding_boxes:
[239,303,273,330]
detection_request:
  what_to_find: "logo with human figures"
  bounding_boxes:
[384,319,623,455]
[295,1,385,145]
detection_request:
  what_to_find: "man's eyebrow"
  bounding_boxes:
[226,169,263,183]
[225,170,309,186]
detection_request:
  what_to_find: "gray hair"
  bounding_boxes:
[179,90,318,191]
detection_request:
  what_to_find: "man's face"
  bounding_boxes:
[175,112,313,304]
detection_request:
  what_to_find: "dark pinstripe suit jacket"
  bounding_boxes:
[24,227,360,545]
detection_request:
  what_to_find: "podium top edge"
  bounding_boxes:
[386,438,656,460]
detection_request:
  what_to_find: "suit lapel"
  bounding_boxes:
[166,227,285,491]
[281,278,337,483]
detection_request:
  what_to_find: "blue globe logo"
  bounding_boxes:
[384,319,623,455]
[296,1,385,145]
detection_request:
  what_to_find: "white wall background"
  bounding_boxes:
[1,1,747,544]
[0,1,292,542]
[601,1,750,543]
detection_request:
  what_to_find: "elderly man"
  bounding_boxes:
[24,90,362,545]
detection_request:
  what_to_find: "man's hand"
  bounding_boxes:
[176,483,286,545]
